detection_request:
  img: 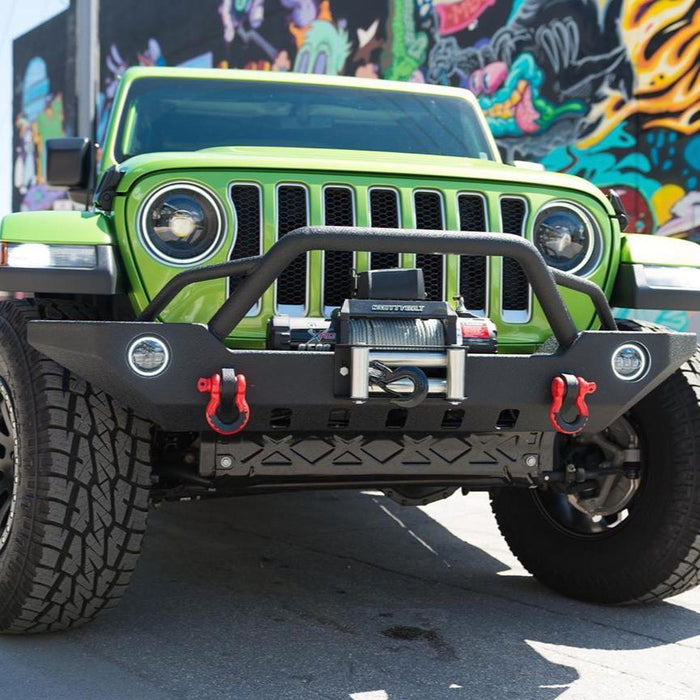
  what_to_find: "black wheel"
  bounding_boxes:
[492,322,700,604]
[0,300,152,633]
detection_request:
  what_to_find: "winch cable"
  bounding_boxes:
[348,318,445,348]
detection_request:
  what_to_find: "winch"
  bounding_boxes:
[268,268,497,407]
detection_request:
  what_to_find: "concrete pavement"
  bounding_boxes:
[0,490,698,699]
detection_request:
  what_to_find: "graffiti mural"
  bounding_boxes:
[88,0,699,239]
[13,1,700,324]
[11,8,75,212]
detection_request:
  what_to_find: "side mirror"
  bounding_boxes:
[46,137,94,189]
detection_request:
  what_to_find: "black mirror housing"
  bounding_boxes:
[46,137,94,189]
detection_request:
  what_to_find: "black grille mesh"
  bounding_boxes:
[414,191,444,301]
[458,194,488,311]
[369,189,400,269]
[229,185,261,298]
[500,197,528,312]
[277,185,308,307]
[323,187,354,308]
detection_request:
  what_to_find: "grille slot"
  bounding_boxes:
[414,191,444,301]
[458,194,488,313]
[277,185,308,310]
[229,184,262,309]
[369,188,400,270]
[323,187,355,310]
[500,197,529,317]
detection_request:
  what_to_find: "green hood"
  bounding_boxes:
[114,146,614,214]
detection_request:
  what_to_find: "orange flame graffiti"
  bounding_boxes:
[581,0,700,148]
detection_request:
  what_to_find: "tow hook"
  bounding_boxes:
[549,373,597,435]
[368,360,429,408]
[197,368,250,435]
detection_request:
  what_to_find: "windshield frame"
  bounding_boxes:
[102,69,500,170]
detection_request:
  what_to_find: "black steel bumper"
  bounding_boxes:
[27,321,695,434]
[24,227,697,436]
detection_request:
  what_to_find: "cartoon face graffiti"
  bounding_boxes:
[293,19,351,75]
[470,54,585,138]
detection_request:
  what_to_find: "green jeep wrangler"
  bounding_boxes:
[0,67,699,633]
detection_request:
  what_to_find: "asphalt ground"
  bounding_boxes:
[0,490,698,700]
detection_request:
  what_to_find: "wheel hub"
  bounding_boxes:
[537,415,643,535]
[0,380,18,551]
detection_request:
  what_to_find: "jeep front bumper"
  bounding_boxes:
[25,227,698,487]
[27,320,696,434]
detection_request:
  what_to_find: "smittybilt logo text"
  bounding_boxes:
[371,304,426,312]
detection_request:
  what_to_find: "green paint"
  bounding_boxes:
[620,234,700,267]
[0,210,114,245]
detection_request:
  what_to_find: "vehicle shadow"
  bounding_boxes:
[2,490,699,699]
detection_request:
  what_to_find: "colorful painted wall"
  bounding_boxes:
[12,1,700,323]
[12,7,76,213]
[92,0,700,239]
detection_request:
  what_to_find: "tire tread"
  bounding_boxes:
[0,299,151,633]
[492,320,700,604]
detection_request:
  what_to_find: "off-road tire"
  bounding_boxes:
[491,320,700,604]
[0,299,152,633]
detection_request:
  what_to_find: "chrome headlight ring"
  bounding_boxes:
[532,201,602,275]
[137,182,226,267]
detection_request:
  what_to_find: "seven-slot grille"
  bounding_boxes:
[228,182,529,320]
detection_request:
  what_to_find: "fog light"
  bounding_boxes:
[611,343,648,381]
[127,336,170,376]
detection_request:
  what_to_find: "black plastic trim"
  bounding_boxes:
[612,263,700,310]
[0,246,122,295]
[46,137,93,188]
[93,166,124,212]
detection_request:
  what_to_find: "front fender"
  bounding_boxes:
[0,210,114,245]
[0,210,121,294]
[611,234,700,310]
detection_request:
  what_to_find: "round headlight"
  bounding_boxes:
[533,203,598,273]
[139,184,224,265]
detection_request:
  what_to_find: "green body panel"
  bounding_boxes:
[112,147,614,208]
[0,211,114,245]
[115,163,617,352]
[620,234,700,268]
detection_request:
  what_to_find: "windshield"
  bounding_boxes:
[114,77,495,161]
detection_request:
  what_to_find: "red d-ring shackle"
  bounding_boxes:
[549,373,597,435]
[197,369,250,436]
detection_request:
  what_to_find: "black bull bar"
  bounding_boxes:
[26,227,696,434]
